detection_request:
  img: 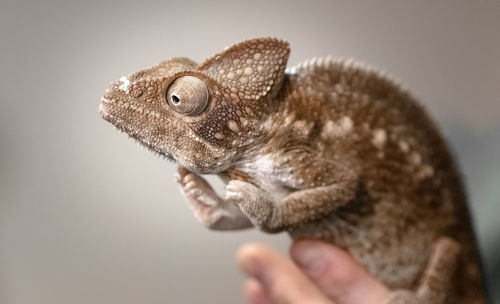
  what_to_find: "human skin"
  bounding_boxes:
[237,241,390,304]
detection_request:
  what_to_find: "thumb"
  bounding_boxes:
[291,241,389,304]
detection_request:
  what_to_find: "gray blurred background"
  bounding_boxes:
[1,0,499,303]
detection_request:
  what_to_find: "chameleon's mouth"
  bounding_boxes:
[99,99,176,162]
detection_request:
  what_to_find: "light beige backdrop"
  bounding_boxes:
[1,1,499,303]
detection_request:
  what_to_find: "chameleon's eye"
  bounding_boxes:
[166,76,209,116]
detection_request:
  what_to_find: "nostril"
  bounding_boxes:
[132,86,144,98]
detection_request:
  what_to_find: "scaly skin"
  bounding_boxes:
[99,38,486,303]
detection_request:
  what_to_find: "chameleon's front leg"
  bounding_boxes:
[226,172,358,232]
[224,153,359,232]
[177,168,253,230]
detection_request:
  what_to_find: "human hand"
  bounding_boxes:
[237,241,390,304]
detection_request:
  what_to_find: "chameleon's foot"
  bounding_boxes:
[380,237,461,304]
[177,167,253,230]
[177,167,221,222]
[226,180,276,231]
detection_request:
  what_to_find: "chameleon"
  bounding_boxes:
[99,37,486,303]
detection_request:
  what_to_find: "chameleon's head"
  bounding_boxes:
[99,38,290,173]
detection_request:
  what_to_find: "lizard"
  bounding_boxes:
[99,37,487,303]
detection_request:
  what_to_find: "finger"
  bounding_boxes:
[291,241,389,304]
[237,243,331,304]
[244,278,272,304]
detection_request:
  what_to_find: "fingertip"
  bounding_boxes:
[237,243,269,260]
[291,240,360,283]
[237,243,329,303]
[236,243,273,280]
[244,279,272,304]
[291,240,389,304]
[236,243,265,267]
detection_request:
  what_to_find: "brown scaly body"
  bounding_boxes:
[99,38,486,303]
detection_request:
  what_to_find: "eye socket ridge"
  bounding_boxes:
[166,76,209,116]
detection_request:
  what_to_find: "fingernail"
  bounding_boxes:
[292,242,327,277]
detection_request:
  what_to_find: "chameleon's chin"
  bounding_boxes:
[99,99,176,162]
[99,100,131,136]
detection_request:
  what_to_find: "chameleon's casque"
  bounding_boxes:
[99,38,486,303]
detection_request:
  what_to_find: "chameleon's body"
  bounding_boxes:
[99,38,486,303]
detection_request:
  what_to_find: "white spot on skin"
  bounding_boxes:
[321,121,335,138]
[372,129,387,149]
[240,117,249,127]
[321,116,353,139]
[214,132,224,140]
[410,152,422,166]
[399,140,410,153]
[255,155,274,173]
[227,120,240,133]
[283,114,295,127]
[416,164,434,179]
[422,165,434,177]
[339,116,353,132]
[293,120,314,137]
[293,120,306,129]
[119,76,130,93]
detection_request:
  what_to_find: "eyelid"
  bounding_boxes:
[166,76,209,116]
